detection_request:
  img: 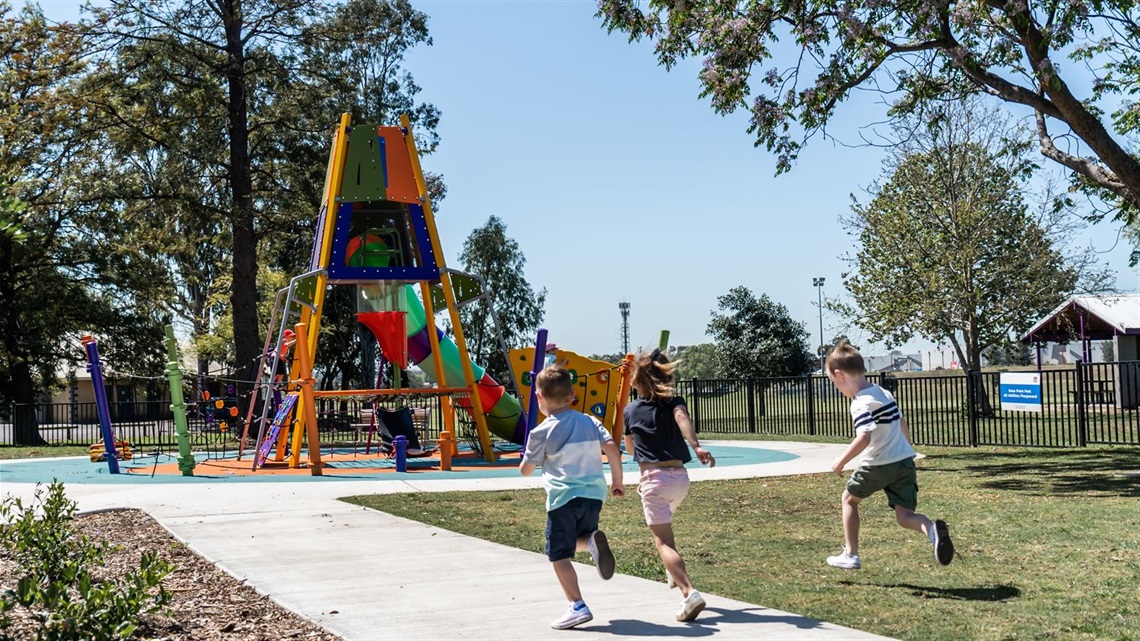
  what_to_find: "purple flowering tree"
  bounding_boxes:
[597,1,1140,231]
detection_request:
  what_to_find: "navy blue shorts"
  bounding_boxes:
[545,497,602,562]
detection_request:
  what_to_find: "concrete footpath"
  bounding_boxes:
[0,441,892,640]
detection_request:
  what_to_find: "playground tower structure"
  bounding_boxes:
[243,114,518,470]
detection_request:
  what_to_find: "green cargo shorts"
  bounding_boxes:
[847,457,918,510]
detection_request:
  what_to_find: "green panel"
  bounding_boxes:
[451,273,483,305]
[293,274,320,306]
[338,126,387,203]
[429,283,447,314]
[429,275,484,312]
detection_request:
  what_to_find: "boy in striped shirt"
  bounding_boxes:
[824,341,954,570]
[521,365,625,629]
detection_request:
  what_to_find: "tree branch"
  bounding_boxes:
[1035,110,1130,197]
[936,8,1063,119]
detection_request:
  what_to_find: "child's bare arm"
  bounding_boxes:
[674,404,715,467]
[519,461,536,476]
[899,415,913,446]
[601,439,625,496]
[832,431,871,475]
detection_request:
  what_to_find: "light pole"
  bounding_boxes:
[813,277,826,373]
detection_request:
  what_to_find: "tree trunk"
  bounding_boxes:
[191,281,209,399]
[360,324,376,391]
[967,334,995,418]
[222,1,260,393]
[0,235,47,445]
[9,358,47,446]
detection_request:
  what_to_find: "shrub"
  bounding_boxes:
[0,481,171,640]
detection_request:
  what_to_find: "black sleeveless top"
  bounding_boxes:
[622,397,692,464]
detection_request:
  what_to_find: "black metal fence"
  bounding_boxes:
[677,361,1140,447]
[0,395,452,449]
[4,362,1138,448]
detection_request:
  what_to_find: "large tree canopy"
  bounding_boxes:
[598,0,1140,235]
[0,4,167,444]
[80,0,441,386]
[0,0,441,442]
[707,286,815,378]
[838,101,1110,372]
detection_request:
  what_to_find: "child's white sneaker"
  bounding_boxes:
[676,589,706,622]
[551,602,593,629]
[665,568,677,589]
[587,530,615,580]
[826,549,862,570]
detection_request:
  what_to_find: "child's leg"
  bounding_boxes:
[841,490,862,555]
[894,505,933,536]
[649,522,695,596]
[573,535,591,553]
[639,468,694,596]
[552,559,582,602]
[885,459,928,536]
[546,500,587,603]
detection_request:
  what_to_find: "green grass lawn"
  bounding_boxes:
[0,437,250,461]
[342,446,1140,641]
[0,445,92,460]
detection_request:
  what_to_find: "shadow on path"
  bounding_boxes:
[583,607,826,636]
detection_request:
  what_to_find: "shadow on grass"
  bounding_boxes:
[877,582,1021,602]
[585,607,825,636]
[933,448,1140,497]
[841,579,1021,602]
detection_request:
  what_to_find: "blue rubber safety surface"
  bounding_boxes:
[0,444,798,485]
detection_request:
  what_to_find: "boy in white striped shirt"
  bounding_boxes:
[521,365,625,629]
[824,340,954,570]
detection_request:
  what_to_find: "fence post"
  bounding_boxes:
[806,374,816,436]
[1074,359,1088,447]
[965,370,979,447]
[689,381,701,432]
[745,379,756,433]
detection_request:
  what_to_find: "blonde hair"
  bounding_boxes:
[535,365,574,403]
[825,340,867,375]
[632,348,679,402]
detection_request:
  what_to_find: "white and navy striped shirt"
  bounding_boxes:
[850,384,915,466]
[522,409,614,511]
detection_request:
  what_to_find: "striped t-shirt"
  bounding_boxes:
[521,409,614,512]
[850,384,915,466]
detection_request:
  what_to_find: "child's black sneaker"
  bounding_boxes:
[933,519,954,565]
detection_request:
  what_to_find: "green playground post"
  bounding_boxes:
[658,330,670,351]
[164,325,195,476]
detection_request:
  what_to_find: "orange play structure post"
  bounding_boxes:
[293,322,323,476]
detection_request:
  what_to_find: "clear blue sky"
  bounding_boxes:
[37,0,1140,358]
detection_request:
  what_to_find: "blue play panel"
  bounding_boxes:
[0,444,798,485]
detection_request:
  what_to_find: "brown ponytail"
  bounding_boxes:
[632,348,679,402]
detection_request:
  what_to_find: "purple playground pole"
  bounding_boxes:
[83,336,120,474]
[394,435,408,472]
[524,328,548,447]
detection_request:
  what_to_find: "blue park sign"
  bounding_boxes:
[999,372,1042,412]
